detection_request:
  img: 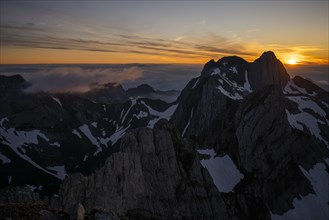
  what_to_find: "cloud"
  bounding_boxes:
[23,66,144,93]
[0,22,260,60]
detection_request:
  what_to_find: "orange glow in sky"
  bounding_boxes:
[0,1,328,65]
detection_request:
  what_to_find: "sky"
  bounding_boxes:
[0,0,328,65]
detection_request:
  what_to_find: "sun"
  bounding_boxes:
[288,58,297,65]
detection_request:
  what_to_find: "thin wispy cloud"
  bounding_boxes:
[0,21,256,61]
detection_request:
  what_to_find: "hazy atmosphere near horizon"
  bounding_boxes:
[0,0,328,90]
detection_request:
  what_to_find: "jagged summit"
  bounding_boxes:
[249,51,290,90]
[126,83,155,94]
[199,51,290,91]
[217,55,248,64]
[259,50,277,59]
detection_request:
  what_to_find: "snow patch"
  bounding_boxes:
[26,184,37,192]
[91,122,98,128]
[46,165,67,180]
[198,149,244,192]
[8,176,12,184]
[0,151,11,164]
[285,95,328,148]
[79,124,102,155]
[182,108,193,136]
[243,70,252,92]
[49,142,60,147]
[133,111,148,119]
[121,99,137,123]
[284,80,317,96]
[0,118,9,127]
[321,101,329,109]
[285,109,327,147]
[109,125,130,145]
[287,96,326,118]
[72,129,82,139]
[272,163,329,220]
[211,68,221,76]
[215,70,251,100]
[192,78,200,89]
[217,85,243,100]
[0,127,66,179]
[141,101,178,128]
[230,66,238,74]
[52,97,62,107]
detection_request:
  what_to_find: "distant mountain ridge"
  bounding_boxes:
[0,51,328,220]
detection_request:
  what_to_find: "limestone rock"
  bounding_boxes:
[59,120,230,219]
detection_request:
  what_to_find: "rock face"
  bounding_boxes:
[248,51,290,91]
[59,120,229,219]
[233,85,328,216]
[0,187,41,204]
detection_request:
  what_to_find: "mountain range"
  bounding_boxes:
[0,51,328,219]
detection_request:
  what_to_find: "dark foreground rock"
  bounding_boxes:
[59,120,230,219]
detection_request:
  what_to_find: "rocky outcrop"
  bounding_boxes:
[248,51,290,91]
[171,74,237,148]
[0,187,67,220]
[235,85,291,175]
[59,120,230,219]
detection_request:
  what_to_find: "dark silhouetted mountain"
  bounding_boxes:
[81,82,129,104]
[0,75,29,97]
[126,83,180,103]
[126,83,155,95]
[249,51,290,90]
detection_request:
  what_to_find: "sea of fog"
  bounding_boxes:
[0,64,327,93]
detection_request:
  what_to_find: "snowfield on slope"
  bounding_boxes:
[198,149,244,192]
[272,161,329,220]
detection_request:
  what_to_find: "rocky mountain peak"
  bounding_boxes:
[249,51,290,90]
[200,59,217,76]
[126,83,155,94]
[217,55,248,65]
[0,75,29,97]
[259,50,277,60]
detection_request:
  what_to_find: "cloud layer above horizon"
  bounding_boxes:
[0,64,328,93]
[0,1,328,64]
